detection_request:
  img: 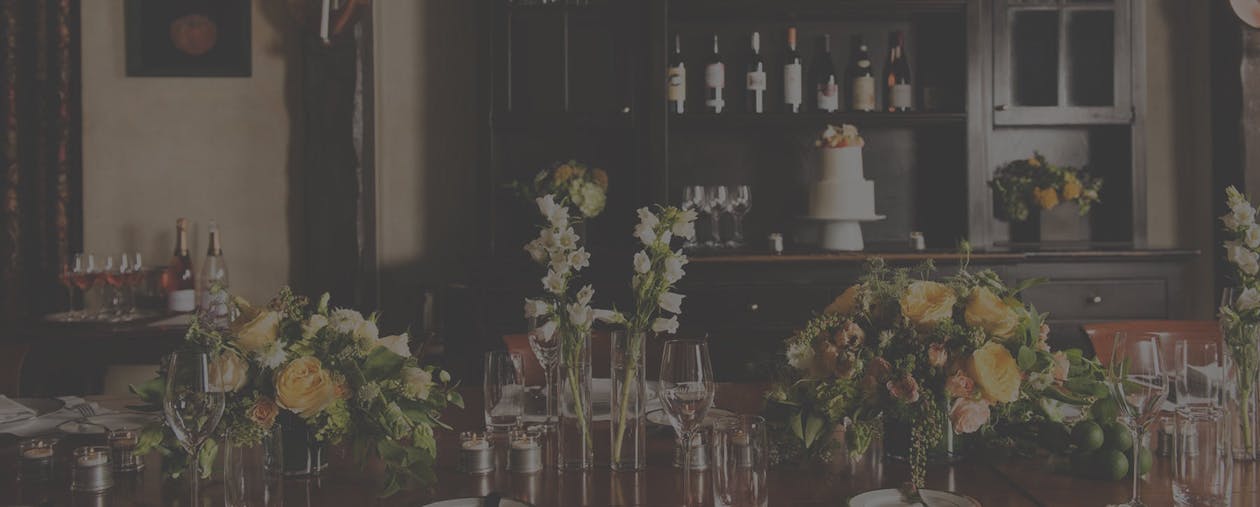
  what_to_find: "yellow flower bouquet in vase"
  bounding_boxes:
[989,152,1102,244]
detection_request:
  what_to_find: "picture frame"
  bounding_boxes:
[125,0,252,77]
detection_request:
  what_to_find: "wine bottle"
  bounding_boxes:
[885,30,914,112]
[848,35,876,112]
[783,27,803,113]
[163,218,196,313]
[815,34,839,113]
[704,35,725,114]
[198,220,231,326]
[745,32,766,113]
[668,34,686,114]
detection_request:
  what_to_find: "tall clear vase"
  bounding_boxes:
[611,330,647,471]
[224,442,283,507]
[266,412,328,476]
[1224,336,1260,461]
[558,331,593,470]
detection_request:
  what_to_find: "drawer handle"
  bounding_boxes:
[1088,295,1103,305]
[748,303,760,312]
[995,104,1009,112]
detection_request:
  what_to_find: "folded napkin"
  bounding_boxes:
[0,395,36,425]
[0,396,115,437]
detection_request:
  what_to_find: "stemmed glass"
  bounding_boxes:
[124,253,145,318]
[681,186,706,250]
[725,186,751,248]
[72,254,98,320]
[702,186,729,248]
[102,255,125,320]
[1107,333,1169,507]
[163,352,226,507]
[56,254,84,321]
[528,325,562,442]
[660,340,716,507]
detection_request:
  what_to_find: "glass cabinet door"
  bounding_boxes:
[993,0,1132,125]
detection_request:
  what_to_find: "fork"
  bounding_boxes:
[72,403,97,418]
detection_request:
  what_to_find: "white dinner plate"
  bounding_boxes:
[57,413,159,434]
[849,489,980,507]
[645,407,735,428]
[422,497,534,507]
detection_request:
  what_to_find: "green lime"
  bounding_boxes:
[1090,398,1119,422]
[1072,421,1105,453]
[1102,422,1133,453]
[1040,421,1072,453]
[1131,446,1153,477]
[1097,448,1129,481]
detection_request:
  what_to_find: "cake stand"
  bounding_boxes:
[799,214,885,251]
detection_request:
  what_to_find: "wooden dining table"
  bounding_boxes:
[0,383,1254,506]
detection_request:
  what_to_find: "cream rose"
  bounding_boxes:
[275,357,338,418]
[248,397,279,429]
[401,367,434,400]
[230,308,281,353]
[900,281,957,332]
[964,287,1020,339]
[824,285,863,316]
[302,314,329,339]
[950,398,991,434]
[376,334,412,357]
[945,371,975,398]
[208,351,249,392]
[967,343,1022,403]
[928,343,948,368]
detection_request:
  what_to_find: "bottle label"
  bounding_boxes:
[817,83,839,111]
[705,63,725,89]
[859,59,871,69]
[746,71,766,91]
[892,83,913,109]
[852,76,876,111]
[668,66,686,101]
[168,289,196,313]
[784,63,802,106]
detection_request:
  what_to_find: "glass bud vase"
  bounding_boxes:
[224,441,283,507]
[267,411,328,476]
[558,331,593,470]
[1224,335,1260,461]
[611,330,647,471]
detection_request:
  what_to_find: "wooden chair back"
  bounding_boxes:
[0,343,29,396]
[1083,320,1221,367]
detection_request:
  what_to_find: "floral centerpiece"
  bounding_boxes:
[766,257,1092,487]
[512,160,609,219]
[815,123,865,148]
[130,288,462,496]
[1219,186,1260,459]
[989,152,1102,222]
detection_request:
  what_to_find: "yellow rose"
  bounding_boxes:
[1062,175,1083,200]
[1033,187,1060,210]
[275,357,337,418]
[1027,156,1041,168]
[592,168,609,190]
[230,305,281,353]
[208,351,250,392]
[967,343,1022,403]
[248,397,279,429]
[553,164,576,184]
[964,287,1020,339]
[899,281,957,332]
[824,284,863,316]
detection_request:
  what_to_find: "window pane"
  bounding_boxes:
[1066,9,1115,106]
[1011,10,1061,107]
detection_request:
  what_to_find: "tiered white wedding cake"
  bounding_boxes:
[803,124,882,250]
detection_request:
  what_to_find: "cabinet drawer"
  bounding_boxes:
[1020,279,1167,321]
[681,286,841,330]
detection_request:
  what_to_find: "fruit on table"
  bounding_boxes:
[1072,421,1104,453]
[1101,422,1133,453]
[1097,448,1129,481]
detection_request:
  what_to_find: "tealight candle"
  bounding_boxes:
[107,427,145,472]
[71,446,113,492]
[459,432,494,474]
[18,437,57,480]
[731,429,754,467]
[507,429,542,473]
[673,431,709,470]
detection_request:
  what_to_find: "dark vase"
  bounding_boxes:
[266,411,327,477]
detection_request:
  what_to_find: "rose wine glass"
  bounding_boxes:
[1107,333,1169,507]
[102,255,125,320]
[660,340,715,507]
[163,352,225,507]
[56,254,83,321]
[71,253,98,320]
[125,253,145,318]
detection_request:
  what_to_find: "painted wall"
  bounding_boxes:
[81,1,296,304]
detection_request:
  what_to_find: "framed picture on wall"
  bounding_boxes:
[125,0,251,77]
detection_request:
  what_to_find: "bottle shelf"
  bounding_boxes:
[669,0,967,22]
[491,111,635,131]
[668,111,966,130]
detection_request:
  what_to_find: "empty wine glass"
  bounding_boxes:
[682,186,706,249]
[163,352,226,507]
[1107,333,1169,507]
[702,186,729,248]
[725,186,751,248]
[660,340,716,507]
[529,325,561,436]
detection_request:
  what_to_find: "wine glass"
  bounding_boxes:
[56,254,83,321]
[528,325,561,438]
[725,186,751,248]
[72,253,97,320]
[163,352,226,507]
[702,186,729,248]
[102,255,125,320]
[681,186,706,249]
[1107,333,1169,507]
[660,340,716,506]
[125,253,145,318]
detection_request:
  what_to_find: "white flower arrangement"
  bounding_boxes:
[1219,186,1260,456]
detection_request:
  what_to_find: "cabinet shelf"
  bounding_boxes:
[669,0,966,22]
[669,111,966,130]
[491,111,634,131]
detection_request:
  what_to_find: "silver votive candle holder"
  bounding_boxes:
[673,431,709,470]
[459,431,494,474]
[71,446,113,492]
[507,429,542,473]
[18,437,57,480]
[107,427,144,472]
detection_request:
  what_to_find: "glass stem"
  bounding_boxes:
[1130,427,1143,504]
[733,214,745,244]
[188,442,203,507]
[709,213,721,245]
[681,431,692,507]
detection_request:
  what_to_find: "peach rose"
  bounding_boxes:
[1036,323,1051,351]
[945,371,976,398]
[208,350,250,392]
[900,281,957,332]
[950,398,991,434]
[275,356,337,418]
[1062,175,1083,200]
[964,287,1020,340]
[248,397,279,429]
[928,343,948,368]
[230,306,281,353]
[1033,187,1060,210]
[833,320,866,349]
[824,285,863,316]
[967,343,1022,403]
[886,375,921,404]
[1052,352,1070,382]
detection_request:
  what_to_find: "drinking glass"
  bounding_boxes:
[103,255,126,320]
[528,325,561,435]
[163,352,226,507]
[1173,341,1223,413]
[73,253,98,319]
[660,340,716,507]
[126,253,145,317]
[712,415,768,507]
[681,186,706,249]
[57,254,83,321]
[702,186,729,247]
[485,351,525,433]
[1107,333,1169,507]
[1173,345,1232,507]
[725,186,752,248]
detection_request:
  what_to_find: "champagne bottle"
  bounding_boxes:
[199,220,231,326]
[885,30,914,112]
[163,218,196,313]
[704,35,725,114]
[668,34,686,114]
[847,35,876,112]
[815,34,839,113]
[783,27,803,113]
[745,32,766,113]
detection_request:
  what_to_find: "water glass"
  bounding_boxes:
[484,351,525,433]
[1173,407,1233,506]
[712,415,768,507]
[1173,341,1224,412]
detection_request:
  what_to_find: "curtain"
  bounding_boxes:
[0,0,81,322]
